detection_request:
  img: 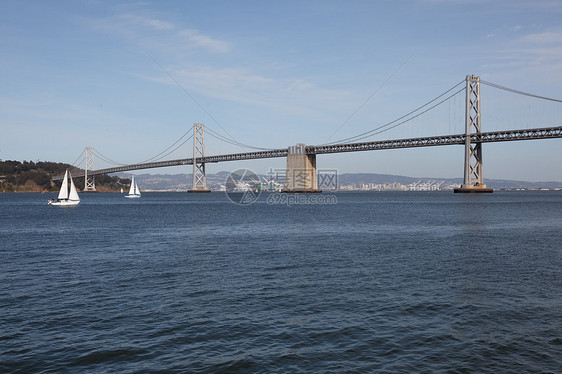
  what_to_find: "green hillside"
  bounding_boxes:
[0,160,130,192]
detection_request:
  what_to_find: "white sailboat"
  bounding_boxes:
[48,169,80,206]
[125,175,141,198]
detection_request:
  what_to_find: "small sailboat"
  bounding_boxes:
[48,169,80,206]
[125,175,141,198]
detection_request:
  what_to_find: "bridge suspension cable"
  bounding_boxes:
[70,148,86,167]
[86,126,195,169]
[137,127,194,164]
[94,149,126,166]
[150,55,273,152]
[325,80,465,145]
[481,80,562,103]
[323,52,416,144]
[481,79,562,132]
[143,133,194,163]
[205,126,274,151]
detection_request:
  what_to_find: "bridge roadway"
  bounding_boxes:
[54,126,562,180]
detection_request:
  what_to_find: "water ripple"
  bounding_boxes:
[1,191,561,373]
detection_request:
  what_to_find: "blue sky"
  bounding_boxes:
[1,0,561,181]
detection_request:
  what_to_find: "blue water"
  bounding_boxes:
[1,191,561,373]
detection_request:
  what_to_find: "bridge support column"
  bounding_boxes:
[84,146,96,192]
[188,123,211,193]
[454,75,493,193]
[282,144,321,193]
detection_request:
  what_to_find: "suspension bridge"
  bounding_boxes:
[53,75,562,193]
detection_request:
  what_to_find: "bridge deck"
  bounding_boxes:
[53,126,561,180]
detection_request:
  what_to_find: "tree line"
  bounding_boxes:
[0,160,131,192]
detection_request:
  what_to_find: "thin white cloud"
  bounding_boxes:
[166,65,355,121]
[486,25,522,38]
[421,0,562,8]
[85,12,230,54]
[118,14,175,30]
[178,30,231,54]
[81,8,397,135]
[482,26,562,83]
[521,30,562,44]
[133,59,360,133]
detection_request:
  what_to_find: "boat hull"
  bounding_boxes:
[48,200,80,206]
[125,194,141,199]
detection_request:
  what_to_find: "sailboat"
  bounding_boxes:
[125,175,141,198]
[48,169,80,206]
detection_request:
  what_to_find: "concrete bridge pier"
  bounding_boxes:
[282,144,321,193]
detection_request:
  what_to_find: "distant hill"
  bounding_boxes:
[119,171,562,191]
[0,160,130,192]
[336,173,562,190]
[2,158,559,192]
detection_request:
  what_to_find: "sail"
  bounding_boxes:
[128,175,136,195]
[58,170,69,200]
[134,182,141,196]
[69,173,80,201]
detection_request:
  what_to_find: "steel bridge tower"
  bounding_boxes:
[454,75,493,193]
[188,123,210,192]
[84,146,96,192]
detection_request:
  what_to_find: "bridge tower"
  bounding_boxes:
[188,123,211,193]
[84,146,96,192]
[454,75,493,193]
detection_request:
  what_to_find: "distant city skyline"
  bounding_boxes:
[1,1,561,181]
[117,171,562,191]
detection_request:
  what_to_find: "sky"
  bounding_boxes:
[1,0,561,181]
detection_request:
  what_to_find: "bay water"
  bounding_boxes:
[1,191,561,373]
